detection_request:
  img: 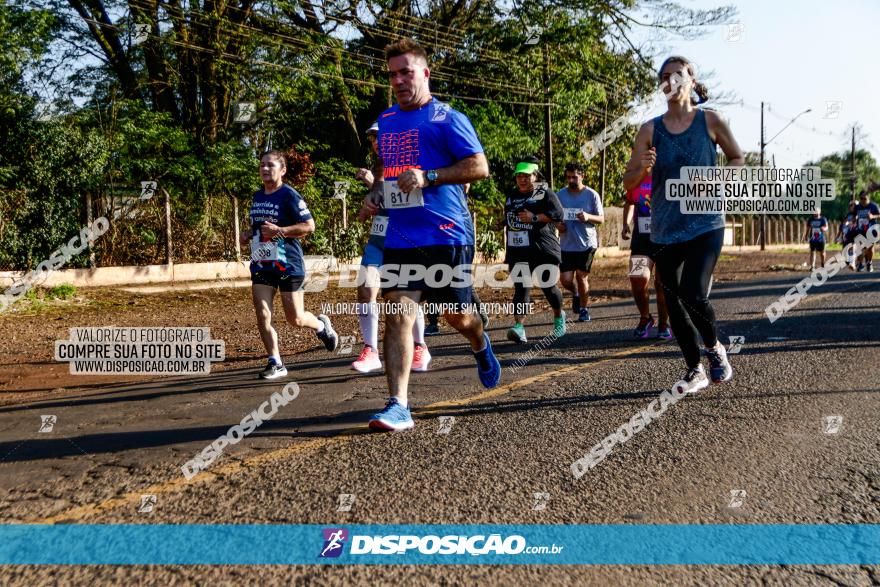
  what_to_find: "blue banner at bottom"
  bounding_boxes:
[0,524,877,565]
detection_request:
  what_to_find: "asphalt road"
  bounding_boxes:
[0,267,878,585]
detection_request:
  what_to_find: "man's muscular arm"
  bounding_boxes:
[397,153,489,192]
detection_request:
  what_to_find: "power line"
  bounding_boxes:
[77,15,558,108]
[127,0,548,99]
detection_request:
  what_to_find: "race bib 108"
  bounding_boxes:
[251,235,279,261]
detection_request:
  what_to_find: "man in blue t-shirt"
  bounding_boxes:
[804,208,828,270]
[362,38,501,432]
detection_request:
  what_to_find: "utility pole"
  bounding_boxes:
[759,101,765,250]
[757,103,812,250]
[599,102,607,201]
[542,41,553,190]
[851,126,857,199]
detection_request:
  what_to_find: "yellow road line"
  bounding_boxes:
[30,342,657,524]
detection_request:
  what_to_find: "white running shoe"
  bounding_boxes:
[672,365,710,394]
[705,343,733,384]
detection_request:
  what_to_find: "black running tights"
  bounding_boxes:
[511,261,563,314]
[653,228,723,368]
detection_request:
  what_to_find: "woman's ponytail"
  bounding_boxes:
[693,81,709,105]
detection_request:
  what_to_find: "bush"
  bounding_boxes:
[47,284,76,299]
[476,229,503,262]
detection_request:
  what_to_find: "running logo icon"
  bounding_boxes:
[822,415,843,435]
[338,336,355,355]
[38,415,57,433]
[629,257,650,277]
[140,181,157,200]
[727,336,745,354]
[234,102,256,124]
[319,528,348,558]
[138,494,157,513]
[337,493,355,512]
[823,100,842,119]
[437,416,455,434]
[133,23,149,45]
[304,269,329,293]
[728,489,746,508]
[532,492,550,511]
[333,181,349,199]
[725,23,744,42]
[430,102,451,123]
[524,25,542,45]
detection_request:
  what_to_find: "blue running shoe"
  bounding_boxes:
[578,307,590,322]
[474,332,501,388]
[656,326,673,341]
[368,398,414,432]
[633,315,654,339]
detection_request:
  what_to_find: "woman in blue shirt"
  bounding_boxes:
[241,150,339,379]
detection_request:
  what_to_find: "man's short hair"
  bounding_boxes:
[385,38,429,64]
[564,162,584,174]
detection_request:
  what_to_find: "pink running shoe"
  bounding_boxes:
[351,345,382,373]
[411,344,432,372]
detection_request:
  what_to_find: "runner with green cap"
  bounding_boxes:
[502,158,565,343]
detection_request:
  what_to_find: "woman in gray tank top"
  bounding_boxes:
[623,55,744,393]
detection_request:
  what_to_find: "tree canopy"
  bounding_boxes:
[3,0,792,269]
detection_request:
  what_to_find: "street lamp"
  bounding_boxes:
[759,105,812,250]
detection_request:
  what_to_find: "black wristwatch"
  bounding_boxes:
[532,213,538,223]
[426,169,439,186]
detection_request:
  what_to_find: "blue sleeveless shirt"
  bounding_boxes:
[650,109,725,244]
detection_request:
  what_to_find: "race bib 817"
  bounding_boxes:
[383,181,424,209]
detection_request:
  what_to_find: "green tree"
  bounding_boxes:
[805,146,880,220]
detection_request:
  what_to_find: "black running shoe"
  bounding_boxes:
[258,359,288,380]
[316,314,339,351]
[424,323,440,336]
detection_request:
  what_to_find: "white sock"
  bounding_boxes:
[413,307,425,346]
[316,320,325,333]
[358,303,379,350]
[396,396,408,408]
[269,355,282,365]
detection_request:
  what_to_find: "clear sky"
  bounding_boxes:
[632,0,878,169]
